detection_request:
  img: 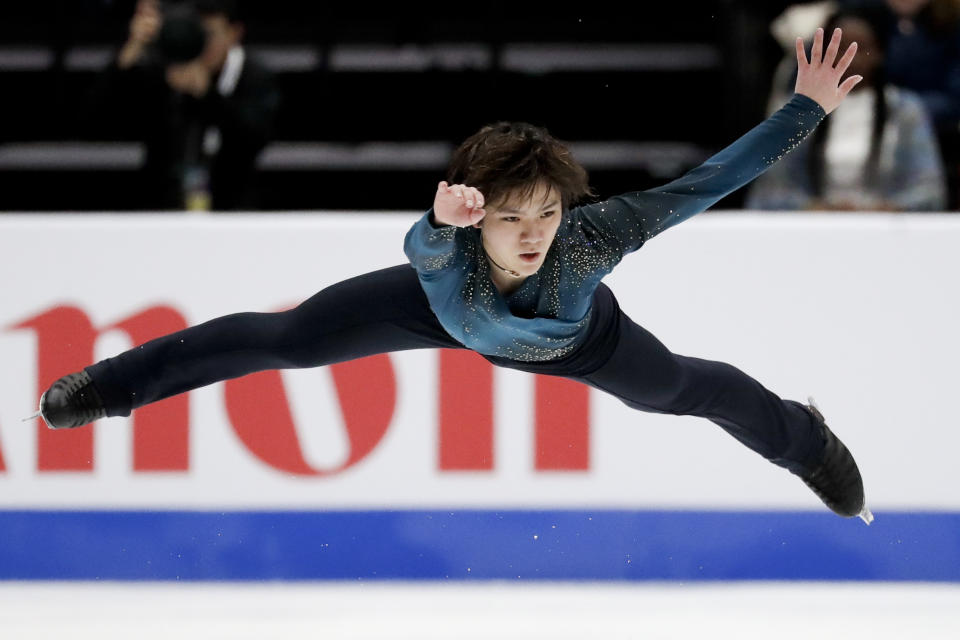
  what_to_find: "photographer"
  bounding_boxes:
[91,0,279,210]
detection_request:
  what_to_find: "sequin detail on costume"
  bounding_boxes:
[404,94,826,362]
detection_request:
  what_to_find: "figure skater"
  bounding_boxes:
[34,28,872,523]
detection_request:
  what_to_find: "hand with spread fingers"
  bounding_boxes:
[795,27,862,114]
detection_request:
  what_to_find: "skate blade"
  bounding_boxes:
[22,410,53,429]
[22,391,47,425]
[858,506,874,526]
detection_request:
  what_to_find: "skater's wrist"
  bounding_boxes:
[427,209,450,229]
[789,93,828,120]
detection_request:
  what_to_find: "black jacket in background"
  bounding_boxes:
[86,50,280,211]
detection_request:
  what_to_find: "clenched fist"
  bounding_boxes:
[433,182,487,227]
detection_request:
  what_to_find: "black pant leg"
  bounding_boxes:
[578,312,824,474]
[86,264,461,417]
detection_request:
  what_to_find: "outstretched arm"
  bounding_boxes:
[579,27,862,256]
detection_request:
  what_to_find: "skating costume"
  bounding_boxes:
[84,94,828,475]
[406,95,824,361]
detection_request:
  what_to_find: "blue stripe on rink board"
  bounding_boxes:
[0,510,957,581]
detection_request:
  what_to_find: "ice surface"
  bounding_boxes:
[0,582,957,639]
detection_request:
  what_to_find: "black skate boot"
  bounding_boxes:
[33,371,106,429]
[798,398,873,524]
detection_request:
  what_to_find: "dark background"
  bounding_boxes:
[0,0,797,211]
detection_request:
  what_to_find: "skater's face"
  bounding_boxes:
[477,182,563,291]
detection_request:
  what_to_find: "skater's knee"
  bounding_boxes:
[270,295,366,368]
[632,361,692,413]
[287,282,369,331]
[669,359,754,416]
[650,358,737,416]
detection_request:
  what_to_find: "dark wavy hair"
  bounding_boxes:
[446,122,595,211]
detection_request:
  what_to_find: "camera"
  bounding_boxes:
[157,5,207,65]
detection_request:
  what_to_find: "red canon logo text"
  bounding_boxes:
[6,305,590,475]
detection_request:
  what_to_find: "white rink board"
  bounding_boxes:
[1,212,959,511]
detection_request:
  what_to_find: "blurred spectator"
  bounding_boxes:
[765,2,839,113]
[882,0,960,130]
[748,8,947,211]
[87,0,279,210]
[880,0,960,206]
